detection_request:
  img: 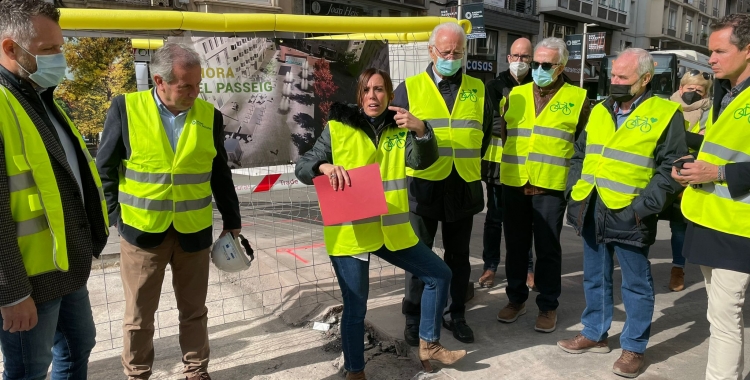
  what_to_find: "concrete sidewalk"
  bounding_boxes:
[364,216,750,380]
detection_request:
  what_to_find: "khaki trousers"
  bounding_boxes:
[701,265,750,380]
[120,228,210,379]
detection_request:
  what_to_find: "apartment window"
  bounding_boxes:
[209,39,214,50]
[467,30,498,60]
[202,42,208,53]
[668,9,677,30]
[686,15,694,34]
[216,56,221,65]
[700,22,708,37]
[618,0,626,11]
[224,50,229,61]
[599,0,606,4]
[544,22,576,38]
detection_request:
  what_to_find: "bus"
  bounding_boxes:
[597,50,713,101]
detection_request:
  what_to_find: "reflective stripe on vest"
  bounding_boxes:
[571,97,680,209]
[119,90,216,234]
[404,72,485,182]
[500,82,586,190]
[483,97,506,163]
[1,85,109,276]
[683,90,750,238]
[323,120,419,256]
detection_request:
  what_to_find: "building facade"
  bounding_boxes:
[621,0,743,55]
[57,0,293,13]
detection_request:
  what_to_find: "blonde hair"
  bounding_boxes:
[680,72,712,93]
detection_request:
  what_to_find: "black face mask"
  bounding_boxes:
[681,91,702,105]
[610,84,635,103]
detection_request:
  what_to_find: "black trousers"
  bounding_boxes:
[503,185,566,311]
[402,212,473,322]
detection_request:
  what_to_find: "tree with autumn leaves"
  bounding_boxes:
[312,58,338,126]
[56,38,136,141]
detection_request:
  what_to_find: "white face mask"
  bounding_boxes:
[15,42,68,88]
[509,61,529,77]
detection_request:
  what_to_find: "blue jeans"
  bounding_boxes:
[330,242,451,372]
[0,286,96,380]
[669,208,687,268]
[483,183,534,272]
[580,203,655,354]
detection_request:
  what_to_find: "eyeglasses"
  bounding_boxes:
[531,61,561,71]
[687,69,711,80]
[431,47,464,60]
[508,54,532,62]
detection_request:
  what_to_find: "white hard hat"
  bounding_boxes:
[211,233,254,272]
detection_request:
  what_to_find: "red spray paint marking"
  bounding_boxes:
[276,242,325,264]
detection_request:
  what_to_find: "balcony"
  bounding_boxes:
[700,37,707,46]
[685,33,693,43]
[664,27,677,37]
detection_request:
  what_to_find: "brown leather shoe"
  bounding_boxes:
[557,333,611,354]
[612,350,645,378]
[478,269,496,288]
[185,373,211,380]
[669,267,685,292]
[418,339,466,373]
[534,310,557,333]
[497,302,526,323]
[346,371,367,380]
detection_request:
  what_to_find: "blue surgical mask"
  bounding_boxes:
[15,42,68,89]
[435,57,462,77]
[531,65,556,88]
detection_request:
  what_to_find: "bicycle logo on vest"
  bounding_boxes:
[383,131,407,151]
[733,104,750,123]
[459,89,478,102]
[625,116,656,133]
[549,101,575,115]
[191,119,211,130]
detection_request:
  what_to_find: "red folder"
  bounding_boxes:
[313,163,389,226]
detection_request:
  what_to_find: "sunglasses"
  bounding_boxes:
[687,69,711,80]
[531,61,561,71]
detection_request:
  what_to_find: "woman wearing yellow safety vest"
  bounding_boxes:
[295,68,466,380]
[663,70,713,292]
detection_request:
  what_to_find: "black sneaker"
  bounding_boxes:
[443,317,474,343]
[403,323,420,347]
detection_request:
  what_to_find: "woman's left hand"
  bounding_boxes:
[389,106,425,137]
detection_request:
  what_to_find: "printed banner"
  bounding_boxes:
[441,3,486,39]
[175,36,389,169]
[565,32,607,60]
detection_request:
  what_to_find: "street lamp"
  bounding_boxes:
[580,23,598,89]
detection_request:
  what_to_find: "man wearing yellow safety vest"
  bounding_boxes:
[496,37,590,334]
[558,48,687,378]
[395,22,493,345]
[0,1,110,378]
[96,43,241,380]
[671,14,750,380]
[479,37,534,290]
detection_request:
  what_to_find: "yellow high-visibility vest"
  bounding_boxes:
[683,88,750,238]
[0,85,108,276]
[119,90,216,233]
[404,72,485,182]
[482,96,506,163]
[571,97,680,209]
[324,120,419,255]
[501,82,586,190]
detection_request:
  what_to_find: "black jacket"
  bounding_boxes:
[392,64,493,222]
[0,66,108,305]
[295,102,438,185]
[565,92,688,247]
[96,93,241,252]
[482,69,533,183]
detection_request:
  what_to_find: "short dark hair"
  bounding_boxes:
[0,0,61,46]
[356,68,394,109]
[710,14,750,51]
